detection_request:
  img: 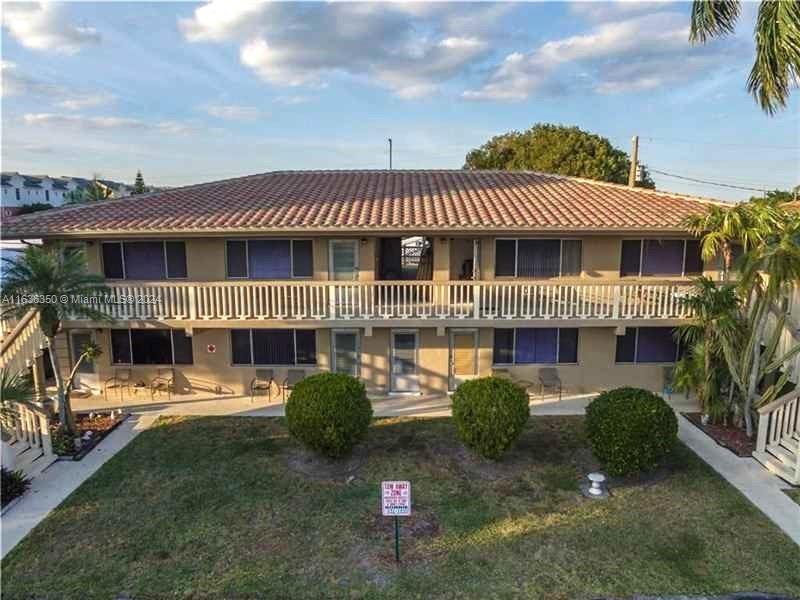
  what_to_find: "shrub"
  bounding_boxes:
[50,426,76,455]
[585,387,678,476]
[285,372,373,458]
[1,467,30,506]
[452,376,529,460]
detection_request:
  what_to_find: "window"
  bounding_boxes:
[495,239,582,278]
[619,239,703,277]
[492,328,579,365]
[101,241,187,280]
[332,331,359,376]
[230,329,317,366]
[45,190,50,202]
[226,240,313,279]
[110,329,194,365]
[615,327,679,363]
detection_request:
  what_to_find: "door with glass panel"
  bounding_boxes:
[69,331,98,391]
[329,240,359,317]
[390,330,419,393]
[332,331,360,377]
[449,329,478,390]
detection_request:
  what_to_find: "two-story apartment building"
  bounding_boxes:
[1,170,727,399]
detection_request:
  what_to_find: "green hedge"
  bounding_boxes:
[452,376,529,460]
[585,387,678,476]
[285,372,373,458]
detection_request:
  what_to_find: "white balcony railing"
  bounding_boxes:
[89,280,694,322]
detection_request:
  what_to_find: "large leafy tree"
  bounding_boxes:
[690,0,800,115]
[0,246,111,434]
[463,123,656,188]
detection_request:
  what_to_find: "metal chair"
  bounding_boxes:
[281,369,306,403]
[250,369,275,403]
[150,368,175,402]
[491,367,537,394]
[538,367,562,401]
[104,368,132,401]
[662,366,675,401]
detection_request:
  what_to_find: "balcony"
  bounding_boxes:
[71,280,695,326]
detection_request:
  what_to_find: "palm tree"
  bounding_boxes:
[676,277,741,419]
[0,246,111,435]
[690,0,800,115]
[730,213,800,435]
[682,200,782,280]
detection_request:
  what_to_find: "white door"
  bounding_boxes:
[391,330,419,393]
[332,330,360,377]
[69,331,99,391]
[329,240,359,317]
[449,329,478,390]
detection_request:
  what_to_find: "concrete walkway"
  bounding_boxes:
[1,414,157,559]
[677,414,800,546]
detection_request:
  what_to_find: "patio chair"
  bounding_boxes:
[104,368,132,401]
[250,369,275,403]
[662,366,675,401]
[150,368,175,402]
[491,368,537,394]
[281,369,306,403]
[538,367,562,402]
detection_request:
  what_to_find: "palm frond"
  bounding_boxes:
[747,0,800,115]
[690,0,742,43]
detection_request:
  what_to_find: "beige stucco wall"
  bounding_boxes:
[69,324,672,399]
[76,234,721,282]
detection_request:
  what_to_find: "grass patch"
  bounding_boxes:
[3,416,799,599]
[785,488,800,506]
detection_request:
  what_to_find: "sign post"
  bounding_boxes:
[381,480,411,563]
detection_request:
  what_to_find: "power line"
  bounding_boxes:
[647,168,771,193]
[641,137,800,151]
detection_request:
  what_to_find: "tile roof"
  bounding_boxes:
[1,170,728,238]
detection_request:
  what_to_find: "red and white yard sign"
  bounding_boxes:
[381,480,411,516]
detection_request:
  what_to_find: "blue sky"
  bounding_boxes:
[1,1,797,201]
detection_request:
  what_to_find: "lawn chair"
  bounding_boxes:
[281,369,306,404]
[150,368,175,402]
[662,366,675,401]
[250,368,275,403]
[538,367,562,401]
[104,368,132,401]
[492,367,536,392]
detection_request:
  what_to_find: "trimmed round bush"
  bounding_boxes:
[452,376,529,460]
[285,372,373,458]
[585,387,678,476]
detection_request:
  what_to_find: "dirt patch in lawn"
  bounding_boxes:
[284,444,369,481]
[683,412,755,457]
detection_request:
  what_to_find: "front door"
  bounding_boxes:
[329,240,359,317]
[69,331,98,391]
[390,330,419,393]
[449,329,478,390]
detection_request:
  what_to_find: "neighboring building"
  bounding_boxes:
[1,172,133,216]
[1,169,728,398]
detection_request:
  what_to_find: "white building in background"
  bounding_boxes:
[0,172,133,216]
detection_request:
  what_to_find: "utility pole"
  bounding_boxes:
[388,138,393,170]
[628,135,639,188]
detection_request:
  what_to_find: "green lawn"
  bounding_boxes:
[786,488,800,506]
[3,416,799,599]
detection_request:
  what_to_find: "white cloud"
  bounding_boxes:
[2,3,100,54]
[57,92,116,111]
[22,113,191,135]
[464,11,738,101]
[201,104,261,120]
[180,2,505,99]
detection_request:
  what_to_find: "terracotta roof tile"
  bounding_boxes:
[1,170,728,238]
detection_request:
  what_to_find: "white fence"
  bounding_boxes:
[96,280,694,322]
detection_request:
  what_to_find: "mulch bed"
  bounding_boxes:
[683,412,755,457]
[53,411,130,460]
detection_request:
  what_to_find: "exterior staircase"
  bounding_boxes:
[1,309,57,479]
[753,389,800,485]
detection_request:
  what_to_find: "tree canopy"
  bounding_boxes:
[463,123,655,189]
[133,170,146,195]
